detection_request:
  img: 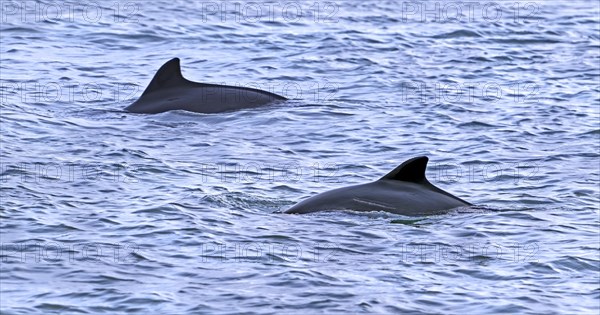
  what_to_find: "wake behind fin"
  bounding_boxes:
[380,156,429,183]
[141,58,188,96]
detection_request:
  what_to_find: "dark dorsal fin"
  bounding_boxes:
[141,58,188,96]
[380,156,472,205]
[380,156,429,183]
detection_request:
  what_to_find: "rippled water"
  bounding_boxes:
[1,0,599,314]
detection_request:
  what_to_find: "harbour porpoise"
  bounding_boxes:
[284,156,471,216]
[125,58,287,114]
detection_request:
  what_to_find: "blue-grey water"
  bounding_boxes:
[1,0,599,314]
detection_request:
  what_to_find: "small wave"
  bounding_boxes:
[457,121,498,128]
[431,30,482,39]
[1,27,42,33]
[492,38,563,44]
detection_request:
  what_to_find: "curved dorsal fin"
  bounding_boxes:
[379,156,472,205]
[380,156,429,183]
[141,58,187,96]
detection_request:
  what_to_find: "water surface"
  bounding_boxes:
[1,1,599,314]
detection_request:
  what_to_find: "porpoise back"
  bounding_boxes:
[125,58,287,114]
[284,156,471,216]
